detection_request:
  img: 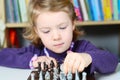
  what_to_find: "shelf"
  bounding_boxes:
[75,20,120,26]
[5,20,120,28]
[6,23,29,28]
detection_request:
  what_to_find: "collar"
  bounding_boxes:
[44,42,74,57]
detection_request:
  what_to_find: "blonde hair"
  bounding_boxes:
[23,0,82,47]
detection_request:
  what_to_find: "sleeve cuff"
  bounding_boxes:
[29,54,38,69]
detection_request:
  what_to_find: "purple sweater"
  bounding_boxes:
[0,40,118,74]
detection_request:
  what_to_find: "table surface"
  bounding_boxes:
[0,63,120,80]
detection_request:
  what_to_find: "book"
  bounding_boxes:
[7,28,20,48]
[25,0,30,7]
[18,0,28,22]
[102,0,112,20]
[78,0,89,21]
[5,0,15,23]
[112,0,119,20]
[85,0,93,21]
[12,0,21,23]
[98,0,104,21]
[110,0,113,18]
[0,20,6,47]
[72,0,83,21]
[118,0,120,19]
[90,0,102,21]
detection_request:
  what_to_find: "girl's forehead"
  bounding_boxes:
[36,11,71,27]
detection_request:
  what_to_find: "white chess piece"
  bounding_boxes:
[75,70,80,80]
[82,72,87,80]
[60,71,66,80]
[53,68,59,80]
[0,19,6,48]
[67,71,72,80]
[31,73,35,80]
[45,71,50,80]
[39,71,43,80]
[59,64,66,80]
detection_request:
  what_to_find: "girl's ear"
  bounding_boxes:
[34,26,38,34]
[72,21,75,30]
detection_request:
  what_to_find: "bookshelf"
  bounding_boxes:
[1,1,120,62]
[4,20,120,28]
[6,23,29,28]
[75,21,120,26]
[0,0,120,58]
[0,0,5,22]
[1,0,120,27]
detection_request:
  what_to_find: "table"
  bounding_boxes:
[0,63,120,80]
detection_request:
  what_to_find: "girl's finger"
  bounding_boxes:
[72,59,81,73]
[78,60,85,72]
[64,57,75,74]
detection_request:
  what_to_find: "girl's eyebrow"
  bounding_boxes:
[57,22,68,27]
[38,21,68,29]
[39,26,50,29]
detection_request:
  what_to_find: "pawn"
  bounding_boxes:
[75,70,80,80]
[43,62,47,80]
[39,70,43,80]
[31,73,35,80]
[43,62,48,71]
[49,60,54,74]
[38,62,41,72]
[67,71,72,80]
[82,72,87,80]
[53,68,59,80]
[45,71,50,80]
[50,60,55,68]
[59,71,66,80]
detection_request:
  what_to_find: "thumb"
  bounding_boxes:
[67,50,73,54]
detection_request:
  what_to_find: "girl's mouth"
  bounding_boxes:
[54,43,64,47]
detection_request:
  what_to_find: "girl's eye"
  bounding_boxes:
[59,26,67,29]
[40,29,50,33]
[42,30,50,33]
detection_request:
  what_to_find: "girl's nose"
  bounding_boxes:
[52,31,61,41]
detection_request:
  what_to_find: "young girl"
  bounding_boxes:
[0,0,118,75]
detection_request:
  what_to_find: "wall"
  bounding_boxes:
[79,25,120,60]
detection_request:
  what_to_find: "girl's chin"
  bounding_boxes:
[53,51,64,54]
[52,49,68,54]
[50,46,69,53]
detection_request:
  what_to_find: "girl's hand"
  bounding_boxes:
[32,56,57,69]
[63,51,92,74]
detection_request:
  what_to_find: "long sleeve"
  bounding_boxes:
[0,45,41,69]
[74,40,119,74]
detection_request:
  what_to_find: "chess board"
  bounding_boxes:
[27,61,95,80]
[27,71,95,80]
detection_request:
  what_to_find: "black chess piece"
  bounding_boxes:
[38,62,41,73]
[50,60,55,68]
[50,60,55,80]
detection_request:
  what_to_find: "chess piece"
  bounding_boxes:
[39,71,43,80]
[31,68,39,80]
[60,71,66,80]
[48,60,55,80]
[38,62,41,72]
[45,71,50,80]
[45,63,48,71]
[50,60,55,71]
[53,67,59,80]
[67,71,72,80]
[82,72,87,80]
[75,70,80,80]
[31,73,35,80]
[59,64,66,80]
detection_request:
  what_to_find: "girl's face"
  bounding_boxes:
[35,11,75,53]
